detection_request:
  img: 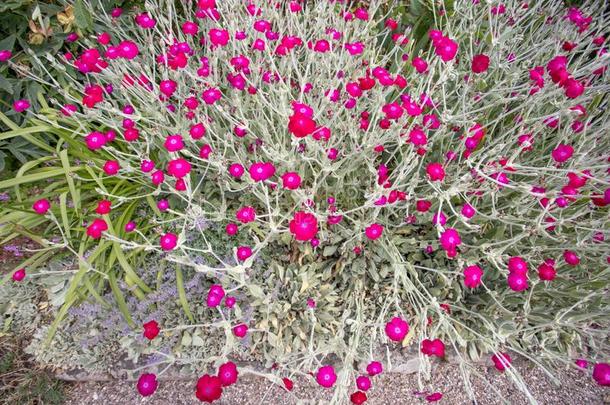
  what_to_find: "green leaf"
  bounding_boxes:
[59,149,80,212]
[176,265,194,322]
[109,271,135,327]
[74,0,93,30]
[181,331,192,346]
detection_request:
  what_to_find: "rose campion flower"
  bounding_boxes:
[143,320,160,340]
[350,391,367,404]
[288,113,316,137]
[236,246,252,261]
[356,375,371,391]
[593,363,610,386]
[12,268,26,282]
[385,316,409,341]
[137,373,158,396]
[33,199,51,214]
[551,143,574,163]
[426,162,445,181]
[538,262,556,281]
[491,352,512,371]
[249,162,276,181]
[365,223,384,240]
[196,374,223,402]
[507,272,528,291]
[95,200,112,215]
[236,206,256,224]
[316,365,337,388]
[366,361,383,376]
[471,54,490,73]
[426,392,443,402]
[563,250,580,265]
[232,323,248,338]
[207,284,225,307]
[13,99,30,112]
[86,218,108,239]
[507,256,528,274]
[463,265,483,288]
[160,233,178,250]
[167,158,192,178]
[289,211,318,241]
[281,172,301,189]
[421,338,446,357]
[218,361,238,386]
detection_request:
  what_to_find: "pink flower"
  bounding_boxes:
[366,361,383,376]
[222,222,237,236]
[32,199,51,214]
[507,272,528,291]
[118,41,139,59]
[288,113,317,137]
[538,262,556,281]
[159,79,177,96]
[209,28,230,47]
[471,54,490,73]
[564,78,584,98]
[356,375,371,391]
[196,374,223,402]
[233,323,248,338]
[426,162,445,181]
[439,228,461,251]
[281,172,301,189]
[461,203,476,219]
[164,134,184,152]
[412,57,428,73]
[12,268,26,282]
[249,162,276,182]
[593,363,610,386]
[86,218,108,239]
[425,392,443,402]
[236,246,252,261]
[167,158,191,178]
[316,365,337,388]
[365,223,384,240]
[385,316,409,341]
[236,206,256,223]
[551,144,574,163]
[85,131,107,150]
[491,352,512,371]
[0,50,12,62]
[207,284,225,307]
[563,250,580,266]
[13,99,30,113]
[421,338,446,357]
[137,373,158,396]
[218,361,239,386]
[434,36,458,62]
[95,200,112,215]
[350,391,367,404]
[289,212,318,241]
[575,359,588,369]
[228,163,245,178]
[507,256,528,274]
[463,265,483,288]
[160,233,178,250]
[140,160,155,173]
[143,320,160,340]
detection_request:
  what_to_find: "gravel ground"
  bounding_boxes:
[64,360,609,405]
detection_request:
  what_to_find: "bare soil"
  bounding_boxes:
[63,360,609,405]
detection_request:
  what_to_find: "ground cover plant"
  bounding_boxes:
[0,0,609,403]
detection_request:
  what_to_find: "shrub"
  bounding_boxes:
[1,0,610,402]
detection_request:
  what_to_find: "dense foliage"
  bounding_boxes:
[1,0,609,403]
